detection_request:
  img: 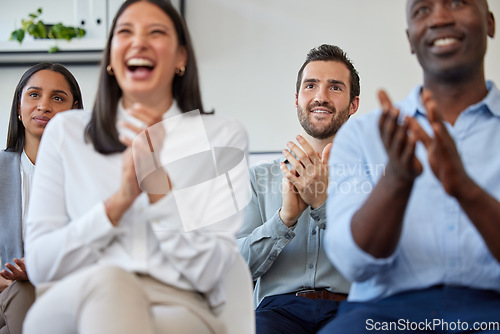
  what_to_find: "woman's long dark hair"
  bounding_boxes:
[5,62,84,153]
[86,0,207,154]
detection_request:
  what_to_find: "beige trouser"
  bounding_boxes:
[23,265,224,334]
[0,281,35,334]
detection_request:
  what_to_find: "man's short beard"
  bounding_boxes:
[297,102,349,140]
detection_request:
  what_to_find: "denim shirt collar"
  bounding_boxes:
[400,81,500,119]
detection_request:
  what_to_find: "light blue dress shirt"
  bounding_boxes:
[238,157,350,306]
[325,81,500,302]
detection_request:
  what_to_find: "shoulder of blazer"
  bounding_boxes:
[0,150,22,188]
[0,150,21,172]
[0,150,23,267]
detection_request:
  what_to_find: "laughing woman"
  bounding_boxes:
[0,62,83,334]
[23,1,248,334]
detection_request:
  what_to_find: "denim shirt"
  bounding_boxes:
[325,81,500,301]
[238,157,350,306]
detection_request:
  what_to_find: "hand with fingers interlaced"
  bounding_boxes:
[105,103,169,226]
[278,135,331,227]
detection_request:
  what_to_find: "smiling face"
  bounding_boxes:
[19,69,75,144]
[109,1,187,107]
[296,60,359,140]
[406,0,495,80]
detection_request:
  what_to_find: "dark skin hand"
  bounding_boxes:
[352,89,500,261]
[351,90,420,258]
[0,258,29,281]
[408,90,500,261]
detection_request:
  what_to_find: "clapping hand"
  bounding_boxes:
[378,90,423,182]
[278,135,331,227]
[407,90,471,197]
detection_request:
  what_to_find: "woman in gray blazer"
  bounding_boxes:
[0,62,83,334]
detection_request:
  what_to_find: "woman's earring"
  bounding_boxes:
[107,65,114,76]
[18,114,22,121]
[175,66,185,77]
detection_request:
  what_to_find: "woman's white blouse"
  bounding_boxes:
[25,104,249,310]
[20,149,35,236]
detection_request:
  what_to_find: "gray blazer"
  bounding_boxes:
[0,150,23,269]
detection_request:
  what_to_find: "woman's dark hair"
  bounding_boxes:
[5,62,84,153]
[86,0,206,154]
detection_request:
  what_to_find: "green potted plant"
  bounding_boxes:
[10,8,86,53]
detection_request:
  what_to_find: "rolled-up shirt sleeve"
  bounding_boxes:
[237,166,296,280]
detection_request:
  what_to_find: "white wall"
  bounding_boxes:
[1,0,499,152]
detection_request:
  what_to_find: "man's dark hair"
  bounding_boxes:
[296,44,360,103]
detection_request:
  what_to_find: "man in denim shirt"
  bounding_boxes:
[238,44,360,334]
[321,1,500,333]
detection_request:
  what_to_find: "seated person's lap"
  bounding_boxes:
[319,286,500,334]
[257,294,341,334]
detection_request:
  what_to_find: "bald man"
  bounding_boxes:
[321,1,500,333]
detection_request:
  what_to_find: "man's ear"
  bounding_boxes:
[294,93,298,108]
[349,96,360,116]
[488,11,496,38]
[406,29,415,54]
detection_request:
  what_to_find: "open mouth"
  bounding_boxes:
[126,58,155,72]
[310,108,333,114]
[428,36,462,56]
[432,37,459,47]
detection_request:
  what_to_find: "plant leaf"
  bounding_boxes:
[11,7,86,48]
[21,19,32,30]
[10,29,25,43]
[36,21,47,39]
[48,23,62,39]
[77,28,86,38]
[26,23,37,36]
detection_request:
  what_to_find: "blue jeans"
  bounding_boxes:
[256,294,341,334]
[319,286,500,334]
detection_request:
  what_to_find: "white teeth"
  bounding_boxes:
[434,38,458,47]
[127,58,154,67]
[312,110,330,114]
